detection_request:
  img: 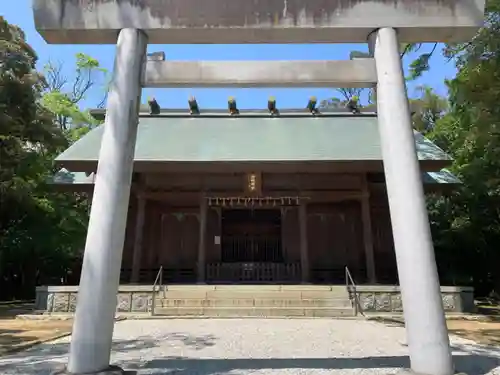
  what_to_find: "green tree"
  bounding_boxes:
[410,85,448,135]
[0,17,89,300]
[427,0,500,297]
[319,43,438,111]
[319,88,366,110]
[41,53,108,132]
[402,43,439,81]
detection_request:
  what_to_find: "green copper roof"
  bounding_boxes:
[423,169,461,184]
[51,169,95,184]
[56,115,451,164]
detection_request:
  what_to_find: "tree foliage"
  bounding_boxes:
[41,53,108,131]
[0,17,89,300]
[403,43,439,81]
[319,87,366,110]
[410,85,448,135]
[427,0,500,297]
[319,42,441,110]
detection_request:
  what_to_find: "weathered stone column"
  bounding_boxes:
[369,27,453,375]
[131,194,146,283]
[67,29,147,374]
[299,202,310,283]
[197,196,208,283]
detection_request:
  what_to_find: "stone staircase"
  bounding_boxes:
[152,285,355,317]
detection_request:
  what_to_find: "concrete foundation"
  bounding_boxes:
[35,285,475,315]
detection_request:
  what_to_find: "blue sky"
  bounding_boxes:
[2,0,457,110]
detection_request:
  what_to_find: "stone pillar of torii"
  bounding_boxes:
[32,1,485,374]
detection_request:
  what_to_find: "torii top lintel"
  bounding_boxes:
[33,0,485,44]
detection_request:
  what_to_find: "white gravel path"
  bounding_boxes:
[0,319,499,375]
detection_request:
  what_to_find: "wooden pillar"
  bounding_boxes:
[215,207,222,262]
[361,175,377,283]
[280,207,287,262]
[131,194,146,283]
[299,202,310,283]
[197,196,208,283]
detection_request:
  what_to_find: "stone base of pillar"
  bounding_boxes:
[52,365,134,375]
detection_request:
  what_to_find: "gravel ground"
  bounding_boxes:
[0,319,499,375]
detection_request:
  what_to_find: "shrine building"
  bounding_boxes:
[52,107,458,286]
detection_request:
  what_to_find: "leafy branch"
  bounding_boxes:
[41,53,108,130]
[405,43,438,81]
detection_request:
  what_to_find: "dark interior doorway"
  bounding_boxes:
[221,209,283,262]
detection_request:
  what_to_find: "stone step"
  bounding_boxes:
[156,298,352,308]
[162,285,348,292]
[153,306,355,318]
[159,290,350,300]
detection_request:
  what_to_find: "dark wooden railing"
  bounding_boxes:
[121,264,379,285]
[221,235,283,263]
[206,262,300,283]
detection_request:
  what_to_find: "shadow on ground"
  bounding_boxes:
[0,330,498,375]
[0,304,35,319]
[476,308,500,321]
[369,316,500,346]
[130,355,500,375]
[0,332,217,374]
[0,328,39,348]
[451,329,500,345]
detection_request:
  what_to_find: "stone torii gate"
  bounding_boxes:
[33,1,485,374]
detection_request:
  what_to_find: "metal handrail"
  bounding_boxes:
[150,266,163,316]
[345,266,364,317]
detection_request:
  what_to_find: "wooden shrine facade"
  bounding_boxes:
[119,171,398,285]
